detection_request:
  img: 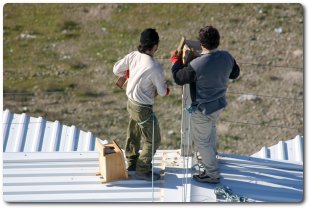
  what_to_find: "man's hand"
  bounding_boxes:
[154,90,158,97]
[166,86,170,96]
[170,50,182,64]
[184,49,197,65]
[124,70,129,78]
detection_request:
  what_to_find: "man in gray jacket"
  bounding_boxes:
[170,26,240,183]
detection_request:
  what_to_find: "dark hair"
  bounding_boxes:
[138,28,159,53]
[198,26,220,50]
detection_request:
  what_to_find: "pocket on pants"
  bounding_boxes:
[127,101,153,126]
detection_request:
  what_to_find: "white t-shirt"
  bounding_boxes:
[113,51,167,105]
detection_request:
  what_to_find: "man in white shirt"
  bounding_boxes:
[113,28,169,181]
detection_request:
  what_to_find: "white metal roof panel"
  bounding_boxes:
[3,151,166,202]
[190,153,303,202]
[2,110,304,202]
[3,150,303,202]
[2,109,96,152]
[251,135,304,163]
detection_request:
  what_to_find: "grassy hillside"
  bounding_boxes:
[3,3,303,155]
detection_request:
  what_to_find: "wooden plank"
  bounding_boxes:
[115,76,128,89]
[176,36,186,57]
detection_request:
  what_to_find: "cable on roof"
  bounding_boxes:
[214,185,249,202]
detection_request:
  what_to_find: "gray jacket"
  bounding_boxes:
[171,50,240,115]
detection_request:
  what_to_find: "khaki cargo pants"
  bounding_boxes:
[191,108,223,179]
[125,99,161,173]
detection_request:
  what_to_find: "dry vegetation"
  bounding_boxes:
[3,3,303,155]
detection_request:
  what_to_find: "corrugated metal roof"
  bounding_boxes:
[191,153,303,202]
[2,109,96,152]
[3,150,303,202]
[2,110,304,202]
[251,135,304,163]
[3,150,189,202]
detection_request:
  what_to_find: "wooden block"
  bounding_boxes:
[96,139,128,182]
[115,76,128,89]
[176,36,186,57]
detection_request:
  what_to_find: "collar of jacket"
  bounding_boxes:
[201,48,219,55]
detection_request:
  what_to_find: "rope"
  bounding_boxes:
[184,106,192,202]
[180,92,186,202]
[152,113,155,202]
[181,105,196,202]
[180,112,185,202]
[214,185,248,202]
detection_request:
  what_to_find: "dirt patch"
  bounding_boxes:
[281,71,303,85]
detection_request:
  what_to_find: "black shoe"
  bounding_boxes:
[135,171,161,181]
[127,164,136,175]
[127,164,136,172]
[193,173,220,184]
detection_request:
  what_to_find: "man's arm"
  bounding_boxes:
[171,62,196,85]
[170,51,196,85]
[113,54,130,77]
[152,70,168,97]
[229,59,240,79]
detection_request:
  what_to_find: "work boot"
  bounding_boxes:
[127,164,136,175]
[193,173,220,184]
[135,171,161,181]
[127,164,136,171]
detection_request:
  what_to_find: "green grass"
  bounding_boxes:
[3,3,304,155]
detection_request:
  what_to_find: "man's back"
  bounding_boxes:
[190,50,235,104]
[113,51,167,105]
